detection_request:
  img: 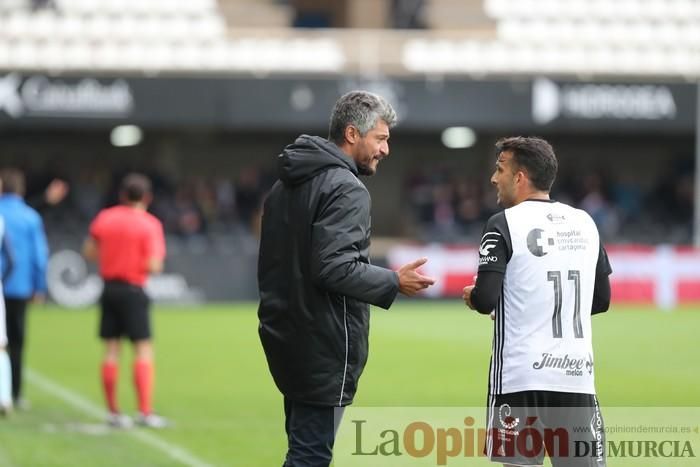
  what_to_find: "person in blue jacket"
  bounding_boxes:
[0,168,49,408]
[0,209,15,415]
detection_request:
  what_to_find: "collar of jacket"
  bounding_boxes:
[278,134,359,186]
[0,194,24,204]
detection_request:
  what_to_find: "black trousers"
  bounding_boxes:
[283,397,345,467]
[4,297,28,400]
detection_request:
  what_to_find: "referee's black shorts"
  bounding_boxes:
[486,390,606,467]
[99,280,151,341]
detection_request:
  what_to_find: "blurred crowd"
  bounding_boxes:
[405,161,695,245]
[14,159,696,245]
[24,166,276,240]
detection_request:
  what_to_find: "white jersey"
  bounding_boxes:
[478,200,609,395]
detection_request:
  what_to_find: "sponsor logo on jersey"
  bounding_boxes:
[532,353,590,377]
[546,212,566,223]
[555,229,590,252]
[479,232,500,264]
[526,228,555,257]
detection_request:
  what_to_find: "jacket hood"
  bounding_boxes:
[278,135,358,186]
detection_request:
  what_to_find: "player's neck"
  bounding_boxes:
[125,201,147,211]
[528,191,550,201]
[517,190,550,204]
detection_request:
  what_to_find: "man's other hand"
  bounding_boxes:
[462,285,475,309]
[398,257,436,296]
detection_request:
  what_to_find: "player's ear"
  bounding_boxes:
[513,170,523,183]
[344,125,359,145]
[516,169,529,185]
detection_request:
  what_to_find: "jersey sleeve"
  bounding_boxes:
[146,217,166,260]
[592,243,613,315]
[596,243,613,276]
[477,211,512,274]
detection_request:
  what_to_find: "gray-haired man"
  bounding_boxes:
[258,91,436,466]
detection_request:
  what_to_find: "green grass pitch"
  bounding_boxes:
[0,302,698,466]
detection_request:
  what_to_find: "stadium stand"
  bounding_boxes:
[0,0,345,72]
[0,0,698,76]
[219,0,293,28]
[406,0,700,76]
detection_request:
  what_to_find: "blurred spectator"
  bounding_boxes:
[173,184,205,238]
[72,170,103,222]
[391,0,426,29]
[291,0,335,28]
[235,167,268,232]
[27,178,70,212]
[579,172,620,240]
[430,182,456,230]
[454,179,484,228]
[214,177,236,227]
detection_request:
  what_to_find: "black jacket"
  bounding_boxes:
[257,135,400,407]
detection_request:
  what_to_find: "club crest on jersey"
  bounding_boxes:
[498,403,520,431]
[526,228,555,257]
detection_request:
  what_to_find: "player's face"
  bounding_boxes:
[491,151,518,208]
[352,120,390,176]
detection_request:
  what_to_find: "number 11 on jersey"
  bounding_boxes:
[547,270,583,339]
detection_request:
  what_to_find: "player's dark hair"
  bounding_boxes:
[495,136,558,192]
[120,173,151,202]
[0,168,25,196]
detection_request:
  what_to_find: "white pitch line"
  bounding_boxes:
[26,369,215,467]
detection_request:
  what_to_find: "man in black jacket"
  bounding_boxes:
[258,90,435,466]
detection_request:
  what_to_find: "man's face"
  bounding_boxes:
[491,150,518,208]
[352,120,390,176]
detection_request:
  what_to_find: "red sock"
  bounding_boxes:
[101,361,119,414]
[134,359,153,415]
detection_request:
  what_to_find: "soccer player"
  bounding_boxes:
[463,137,612,467]
[83,173,167,429]
[0,168,49,410]
[258,90,435,466]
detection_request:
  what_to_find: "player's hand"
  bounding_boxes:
[44,179,69,205]
[462,285,475,309]
[398,257,436,296]
[31,293,46,305]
